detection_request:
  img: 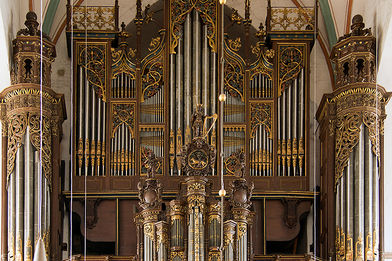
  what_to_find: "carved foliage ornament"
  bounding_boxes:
[111,103,135,138]
[7,112,52,187]
[334,111,380,185]
[78,43,107,101]
[250,102,273,139]
[141,32,165,102]
[278,45,304,95]
[224,36,245,101]
[170,0,217,53]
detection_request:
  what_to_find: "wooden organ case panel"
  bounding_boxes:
[66,0,316,259]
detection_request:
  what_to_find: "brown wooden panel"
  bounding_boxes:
[118,199,138,255]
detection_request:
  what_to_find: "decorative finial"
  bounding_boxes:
[25,11,39,35]
[118,22,130,47]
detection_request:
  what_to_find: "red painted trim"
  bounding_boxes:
[346,0,353,34]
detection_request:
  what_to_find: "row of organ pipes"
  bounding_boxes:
[140,88,164,123]
[335,126,379,261]
[250,73,273,99]
[112,72,136,98]
[250,124,273,176]
[110,123,135,176]
[77,66,107,176]
[169,10,218,176]
[277,69,305,176]
[8,128,50,260]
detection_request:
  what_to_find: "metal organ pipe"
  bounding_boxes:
[15,145,24,259]
[193,10,201,106]
[185,13,191,136]
[202,25,209,115]
[24,129,34,260]
[84,80,90,176]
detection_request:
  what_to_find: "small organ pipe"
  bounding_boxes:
[354,131,364,258]
[364,127,373,256]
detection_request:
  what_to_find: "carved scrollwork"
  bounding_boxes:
[170,0,217,53]
[111,103,135,138]
[224,149,245,177]
[6,112,53,187]
[141,32,165,102]
[335,112,362,184]
[250,102,273,139]
[278,45,304,95]
[28,114,52,186]
[78,43,107,101]
[224,36,245,101]
[229,178,254,209]
[7,113,28,184]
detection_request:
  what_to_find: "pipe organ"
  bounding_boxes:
[317,15,390,261]
[8,0,392,261]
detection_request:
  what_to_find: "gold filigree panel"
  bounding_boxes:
[170,0,217,53]
[72,6,116,31]
[270,7,314,31]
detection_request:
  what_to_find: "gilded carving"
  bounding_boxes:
[78,43,107,101]
[250,102,273,139]
[141,31,165,102]
[224,36,245,102]
[278,45,304,95]
[111,103,135,138]
[170,0,217,53]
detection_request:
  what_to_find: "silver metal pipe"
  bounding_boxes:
[85,80,91,176]
[193,10,200,106]
[79,67,84,174]
[185,13,191,128]
[97,98,101,176]
[364,127,373,257]
[15,145,24,260]
[33,151,39,249]
[24,130,34,260]
[354,128,364,258]
[202,25,209,115]
[91,89,96,176]
[102,102,106,176]
[8,164,16,259]
[372,150,379,260]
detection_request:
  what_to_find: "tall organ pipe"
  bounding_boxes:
[202,25,209,114]
[193,10,201,106]
[97,97,101,176]
[185,13,191,133]
[15,145,24,259]
[84,80,90,176]
[24,130,34,260]
[91,89,96,175]
[78,67,84,175]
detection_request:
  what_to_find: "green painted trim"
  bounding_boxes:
[319,0,337,48]
[42,0,60,35]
